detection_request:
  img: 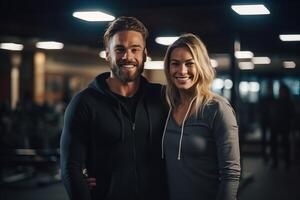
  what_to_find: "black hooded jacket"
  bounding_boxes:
[60,72,168,200]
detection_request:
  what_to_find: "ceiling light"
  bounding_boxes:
[210,59,218,68]
[235,51,254,59]
[238,62,254,70]
[279,34,300,41]
[283,61,296,68]
[231,4,270,15]
[0,43,23,51]
[155,37,179,46]
[144,61,164,70]
[36,41,64,50]
[252,57,271,64]
[73,11,115,22]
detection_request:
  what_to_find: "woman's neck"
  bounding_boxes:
[178,89,195,106]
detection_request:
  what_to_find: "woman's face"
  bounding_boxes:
[169,47,197,91]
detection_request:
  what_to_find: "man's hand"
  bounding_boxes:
[83,169,96,189]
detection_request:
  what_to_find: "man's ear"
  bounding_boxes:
[143,48,148,62]
[105,49,110,62]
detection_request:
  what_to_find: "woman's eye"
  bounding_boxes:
[186,62,194,67]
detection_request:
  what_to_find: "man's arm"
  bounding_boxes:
[60,95,92,200]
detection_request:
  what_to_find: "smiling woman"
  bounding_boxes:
[162,33,241,200]
[169,47,198,91]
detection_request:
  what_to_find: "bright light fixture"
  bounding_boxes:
[231,4,270,15]
[283,61,296,68]
[36,41,64,50]
[249,82,260,92]
[73,11,115,22]
[99,50,106,59]
[238,62,254,70]
[155,37,179,46]
[212,78,224,90]
[279,34,300,41]
[239,81,249,94]
[235,51,254,59]
[0,43,23,51]
[210,59,218,68]
[144,61,164,70]
[252,57,271,64]
[224,79,233,89]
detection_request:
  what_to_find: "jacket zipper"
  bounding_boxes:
[131,121,139,198]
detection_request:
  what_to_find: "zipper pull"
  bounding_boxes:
[132,123,135,131]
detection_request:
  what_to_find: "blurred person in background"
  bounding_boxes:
[269,83,295,169]
[259,82,275,162]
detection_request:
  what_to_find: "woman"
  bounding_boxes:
[161,33,240,200]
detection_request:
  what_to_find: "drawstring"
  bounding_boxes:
[162,97,196,160]
[177,97,196,160]
[161,108,172,159]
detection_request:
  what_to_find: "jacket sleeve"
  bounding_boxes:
[212,100,241,200]
[60,94,92,200]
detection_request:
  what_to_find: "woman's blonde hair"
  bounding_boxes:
[164,33,215,116]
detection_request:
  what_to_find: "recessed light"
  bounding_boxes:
[73,11,115,22]
[235,51,254,59]
[231,4,270,15]
[239,62,254,70]
[0,43,23,51]
[36,41,64,50]
[252,57,271,64]
[155,37,179,46]
[279,34,300,41]
[283,61,296,68]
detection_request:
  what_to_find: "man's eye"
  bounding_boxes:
[170,62,179,66]
[115,48,124,53]
[131,48,141,53]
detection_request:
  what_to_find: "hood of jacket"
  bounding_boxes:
[87,72,152,142]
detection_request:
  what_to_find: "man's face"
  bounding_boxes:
[106,31,146,83]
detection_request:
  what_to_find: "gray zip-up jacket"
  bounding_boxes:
[162,96,240,200]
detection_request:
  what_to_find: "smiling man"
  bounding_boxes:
[107,30,145,84]
[60,17,168,200]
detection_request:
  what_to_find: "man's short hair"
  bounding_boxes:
[103,16,149,49]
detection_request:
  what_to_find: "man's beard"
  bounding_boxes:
[111,60,144,83]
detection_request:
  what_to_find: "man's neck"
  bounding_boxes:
[106,74,140,97]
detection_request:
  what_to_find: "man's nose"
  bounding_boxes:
[122,50,133,60]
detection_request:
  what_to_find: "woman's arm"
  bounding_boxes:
[212,99,241,200]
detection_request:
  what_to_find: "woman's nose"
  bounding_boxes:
[177,64,187,74]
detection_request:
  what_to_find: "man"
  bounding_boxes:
[60,16,168,200]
